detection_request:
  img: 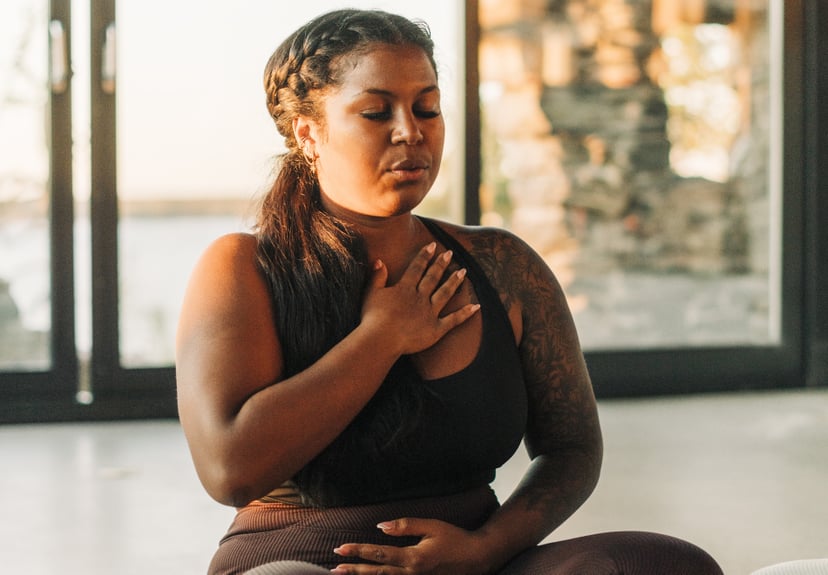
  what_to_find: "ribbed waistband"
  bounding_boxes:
[209,485,500,574]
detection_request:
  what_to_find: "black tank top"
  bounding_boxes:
[270,218,527,507]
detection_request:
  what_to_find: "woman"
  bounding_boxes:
[176,9,723,575]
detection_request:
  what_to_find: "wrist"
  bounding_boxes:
[350,320,405,365]
[470,528,520,575]
[354,312,408,359]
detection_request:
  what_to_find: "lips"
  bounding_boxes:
[389,159,428,171]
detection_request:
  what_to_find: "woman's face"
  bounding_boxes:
[301,43,445,219]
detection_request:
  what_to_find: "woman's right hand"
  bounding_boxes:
[360,242,480,356]
[177,237,480,506]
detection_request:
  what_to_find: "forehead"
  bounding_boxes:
[333,44,438,95]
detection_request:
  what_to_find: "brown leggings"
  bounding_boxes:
[209,487,722,575]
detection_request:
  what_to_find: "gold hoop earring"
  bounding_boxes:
[300,138,317,174]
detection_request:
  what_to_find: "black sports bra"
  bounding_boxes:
[266,218,528,507]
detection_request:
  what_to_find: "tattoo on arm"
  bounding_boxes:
[466,228,601,515]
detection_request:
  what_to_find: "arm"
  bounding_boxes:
[175,234,478,507]
[470,228,603,572]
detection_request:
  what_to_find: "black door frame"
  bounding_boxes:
[803,0,828,389]
[87,0,177,419]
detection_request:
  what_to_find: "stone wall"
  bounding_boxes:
[478,0,772,278]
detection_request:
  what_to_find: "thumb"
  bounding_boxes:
[377,517,435,537]
[368,259,388,288]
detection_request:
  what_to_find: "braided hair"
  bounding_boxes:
[256,10,438,506]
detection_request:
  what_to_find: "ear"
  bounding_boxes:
[293,116,318,147]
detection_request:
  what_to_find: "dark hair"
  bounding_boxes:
[256,9,437,506]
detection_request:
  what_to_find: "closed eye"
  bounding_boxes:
[361,110,391,121]
[361,109,440,121]
[415,109,441,119]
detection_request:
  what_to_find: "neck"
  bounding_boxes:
[321,200,429,282]
[361,215,428,281]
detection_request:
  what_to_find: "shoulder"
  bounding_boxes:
[190,232,263,285]
[180,232,272,324]
[426,220,563,337]
[426,219,532,259]
[428,219,572,322]
[176,232,284,432]
[198,231,259,265]
[428,219,548,286]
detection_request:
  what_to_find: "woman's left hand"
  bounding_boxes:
[331,517,493,575]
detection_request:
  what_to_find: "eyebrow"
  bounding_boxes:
[359,85,440,98]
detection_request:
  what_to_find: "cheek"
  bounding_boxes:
[335,127,384,161]
[320,136,364,171]
[430,133,445,166]
[429,121,446,150]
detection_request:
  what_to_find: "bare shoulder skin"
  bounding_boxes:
[175,232,284,500]
[176,232,283,412]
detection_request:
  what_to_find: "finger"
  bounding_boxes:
[417,249,453,294]
[437,303,481,332]
[377,517,435,537]
[334,543,402,566]
[368,258,388,290]
[331,566,397,575]
[429,267,467,309]
[330,564,398,575]
[397,242,436,286]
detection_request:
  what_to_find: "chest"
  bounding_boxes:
[410,276,520,381]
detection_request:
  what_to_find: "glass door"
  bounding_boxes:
[475,0,806,395]
[0,0,77,422]
[1,0,466,423]
[107,0,466,375]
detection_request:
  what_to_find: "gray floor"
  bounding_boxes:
[1,388,826,575]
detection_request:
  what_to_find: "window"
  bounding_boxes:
[0,0,468,421]
[0,1,820,422]
[0,0,52,371]
[110,0,467,368]
[475,0,808,395]
[478,0,784,352]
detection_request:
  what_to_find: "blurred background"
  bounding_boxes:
[0,0,825,573]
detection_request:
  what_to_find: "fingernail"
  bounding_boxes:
[377,521,393,532]
[330,569,348,574]
[456,268,467,279]
[333,546,345,555]
[441,249,453,262]
[425,242,436,253]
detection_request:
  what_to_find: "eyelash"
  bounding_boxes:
[362,109,441,121]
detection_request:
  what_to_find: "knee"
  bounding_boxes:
[613,532,723,575]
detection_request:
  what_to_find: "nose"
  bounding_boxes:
[391,111,423,145]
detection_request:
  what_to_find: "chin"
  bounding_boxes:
[390,198,428,217]
[390,186,430,212]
